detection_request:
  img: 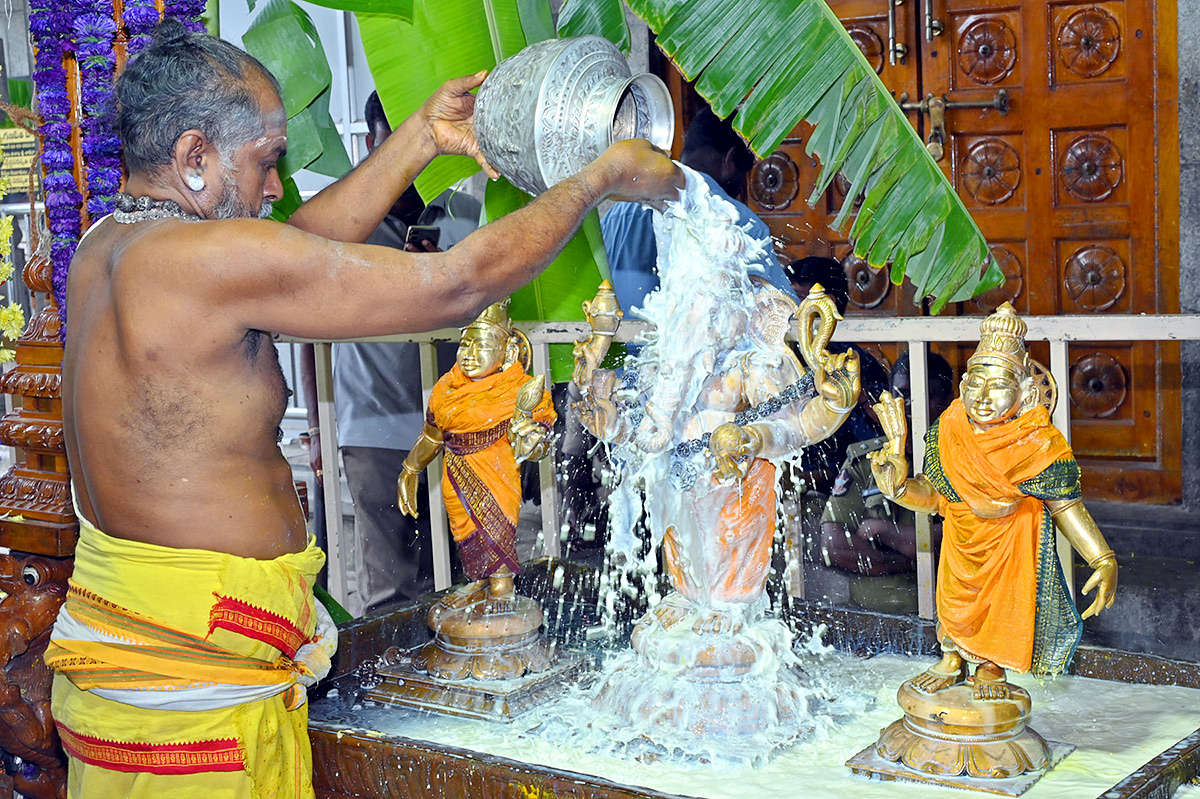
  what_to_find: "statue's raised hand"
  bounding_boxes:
[875,390,908,457]
[814,346,861,414]
[869,391,910,499]
[709,423,763,482]
[509,416,550,463]
[509,375,551,463]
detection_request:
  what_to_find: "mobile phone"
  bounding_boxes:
[405,225,441,249]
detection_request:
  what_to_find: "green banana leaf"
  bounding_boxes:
[556,0,629,52]
[357,0,530,203]
[359,0,612,369]
[562,0,1003,312]
[254,0,412,20]
[243,0,353,220]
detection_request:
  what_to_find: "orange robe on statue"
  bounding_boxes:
[931,400,1074,673]
[427,363,555,580]
[662,459,777,605]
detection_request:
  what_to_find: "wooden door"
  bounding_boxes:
[745,0,1180,503]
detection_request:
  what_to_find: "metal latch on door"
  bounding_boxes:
[897,90,1011,161]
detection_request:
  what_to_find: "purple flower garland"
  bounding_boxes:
[29,0,79,317]
[123,0,159,54]
[165,0,206,33]
[75,12,122,221]
[29,0,207,333]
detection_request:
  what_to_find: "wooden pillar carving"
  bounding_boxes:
[0,47,81,557]
[0,251,74,557]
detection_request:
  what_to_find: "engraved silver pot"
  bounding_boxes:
[474,36,674,196]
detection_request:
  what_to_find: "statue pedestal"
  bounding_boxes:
[364,650,584,721]
[846,678,1075,796]
[364,582,581,720]
[594,593,810,740]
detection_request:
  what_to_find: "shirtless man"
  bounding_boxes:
[47,22,680,798]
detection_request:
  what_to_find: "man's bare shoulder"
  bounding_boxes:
[110,217,313,280]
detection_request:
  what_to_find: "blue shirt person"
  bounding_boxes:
[600,106,798,314]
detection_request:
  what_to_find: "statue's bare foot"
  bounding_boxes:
[911,652,966,694]
[970,662,1010,700]
[692,609,737,635]
[649,600,690,631]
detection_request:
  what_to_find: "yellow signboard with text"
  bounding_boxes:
[0,128,40,197]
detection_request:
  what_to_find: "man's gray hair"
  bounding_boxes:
[115,19,282,175]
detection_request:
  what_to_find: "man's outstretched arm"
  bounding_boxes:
[286,73,498,244]
[177,138,683,341]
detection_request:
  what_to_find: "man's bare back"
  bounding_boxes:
[64,216,307,559]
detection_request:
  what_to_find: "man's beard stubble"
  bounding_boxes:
[211,171,274,220]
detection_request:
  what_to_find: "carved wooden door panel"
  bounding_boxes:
[747,0,1179,503]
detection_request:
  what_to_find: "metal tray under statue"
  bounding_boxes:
[846,739,1075,797]
[363,576,589,721]
[365,645,585,721]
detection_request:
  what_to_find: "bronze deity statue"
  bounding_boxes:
[854,302,1117,785]
[397,300,558,682]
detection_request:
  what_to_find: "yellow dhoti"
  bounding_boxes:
[45,511,331,798]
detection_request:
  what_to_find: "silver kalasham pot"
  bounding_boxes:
[474,36,674,196]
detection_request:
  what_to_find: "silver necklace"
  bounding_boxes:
[113,193,202,224]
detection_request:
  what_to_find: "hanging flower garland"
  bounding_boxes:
[166,0,208,33]
[123,0,159,54]
[30,0,208,331]
[29,0,79,315]
[75,12,122,221]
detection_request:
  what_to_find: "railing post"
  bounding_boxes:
[1049,338,1075,597]
[532,343,561,559]
[419,342,453,592]
[314,342,347,607]
[908,342,936,620]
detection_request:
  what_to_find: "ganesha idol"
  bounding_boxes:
[397,300,557,682]
[570,168,862,742]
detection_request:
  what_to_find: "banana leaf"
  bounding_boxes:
[556,0,629,52]
[562,0,1003,312]
[243,0,353,225]
[358,0,611,362]
[258,0,412,20]
[357,0,532,203]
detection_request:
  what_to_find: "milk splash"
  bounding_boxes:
[546,166,871,766]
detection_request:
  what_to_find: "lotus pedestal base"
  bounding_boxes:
[846,678,1074,796]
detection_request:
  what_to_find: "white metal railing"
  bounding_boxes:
[294,313,1200,619]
